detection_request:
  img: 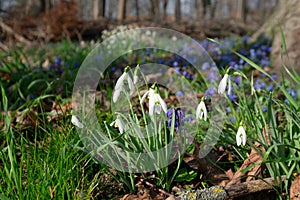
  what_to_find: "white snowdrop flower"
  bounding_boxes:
[140,87,167,116]
[218,68,232,95]
[236,125,247,146]
[133,75,138,85]
[110,118,124,134]
[133,65,140,85]
[113,67,134,103]
[71,115,83,128]
[218,74,229,94]
[145,30,151,36]
[196,98,207,121]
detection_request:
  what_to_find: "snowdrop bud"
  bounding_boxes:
[196,98,207,121]
[71,115,83,128]
[236,125,246,146]
[218,74,229,94]
[110,118,124,133]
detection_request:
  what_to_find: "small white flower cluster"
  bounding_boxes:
[113,67,134,103]
[71,66,247,147]
[140,87,167,116]
[218,68,247,146]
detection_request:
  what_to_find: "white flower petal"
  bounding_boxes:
[127,75,134,92]
[154,104,162,114]
[110,121,115,126]
[71,115,83,128]
[116,119,124,133]
[236,126,246,146]
[140,90,149,104]
[115,72,127,89]
[149,95,155,116]
[218,74,229,94]
[242,129,247,146]
[201,101,207,121]
[196,101,207,121]
[157,94,167,113]
[113,88,121,103]
[196,104,201,119]
[133,75,138,84]
[236,133,241,146]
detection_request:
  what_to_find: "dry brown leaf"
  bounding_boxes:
[15,109,39,128]
[226,142,264,186]
[262,126,272,146]
[290,175,300,200]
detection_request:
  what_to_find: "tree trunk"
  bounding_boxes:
[252,0,300,78]
[40,0,51,13]
[195,0,203,19]
[117,0,126,21]
[236,0,246,22]
[149,0,159,22]
[175,0,181,23]
[93,0,99,20]
[25,0,33,15]
[210,0,218,19]
[162,0,168,20]
[135,0,139,21]
[99,0,105,17]
[154,0,159,22]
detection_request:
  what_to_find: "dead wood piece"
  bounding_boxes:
[0,20,31,45]
[175,176,286,200]
[225,175,286,199]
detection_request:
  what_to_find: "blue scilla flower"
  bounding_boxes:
[239,58,245,65]
[176,91,184,97]
[271,74,277,80]
[158,58,165,64]
[54,57,62,66]
[250,49,256,59]
[207,69,220,82]
[166,108,184,129]
[254,79,266,90]
[233,76,241,86]
[267,84,274,91]
[260,57,270,67]
[242,35,250,44]
[226,107,231,114]
[183,71,193,79]
[262,106,267,113]
[228,92,238,102]
[287,88,297,98]
[239,49,247,56]
[29,94,36,99]
[201,62,210,70]
[230,117,236,123]
[73,61,79,68]
[183,115,194,123]
[204,86,216,97]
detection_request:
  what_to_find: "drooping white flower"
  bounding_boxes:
[236,125,247,146]
[71,115,83,128]
[113,67,134,103]
[133,75,138,85]
[218,68,232,95]
[140,87,167,116]
[133,65,140,85]
[196,99,207,121]
[218,74,231,94]
[110,118,124,133]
